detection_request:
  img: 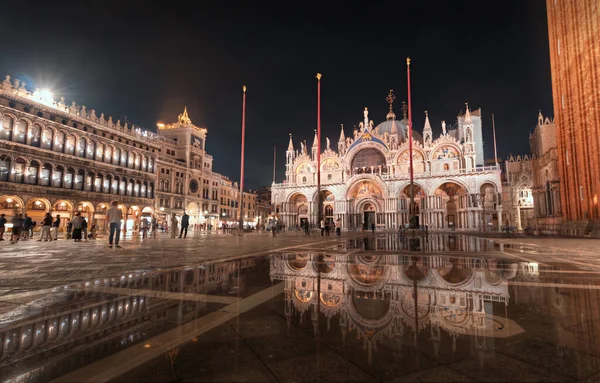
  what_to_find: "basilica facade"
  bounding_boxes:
[271,101,503,231]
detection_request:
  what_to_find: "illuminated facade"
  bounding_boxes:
[155,108,221,228]
[547,0,600,235]
[502,155,534,231]
[0,75,156,230]
[530,111,562,234]
[272,100,502,231]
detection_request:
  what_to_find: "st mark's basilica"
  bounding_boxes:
[271,95,503,231]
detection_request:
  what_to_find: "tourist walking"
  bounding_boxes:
[371,222,375,233]
[179,211,189,238]
[10,214,23,244]
[107,201,123,248]
[336,218,341,236]
[325,220,330,236]
[170,213,178,238]
[38,212,53,241]
[303,221,309,236]
[0,214,6,241]
[51,215,60,240]
[66,220,73,240]
[320,219,325,236]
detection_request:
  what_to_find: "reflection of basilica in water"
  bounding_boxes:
[0,258,257,383]
[270,253,520,363]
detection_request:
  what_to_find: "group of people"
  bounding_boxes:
[0,212,83,244]
[298,219,342,237]
[169,211,190,239]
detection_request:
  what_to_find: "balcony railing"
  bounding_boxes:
[272,165,500,188]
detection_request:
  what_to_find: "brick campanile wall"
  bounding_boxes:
[546,0,600,222]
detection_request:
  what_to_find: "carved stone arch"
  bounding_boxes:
[428,142,462,162]
[346,175,389,200]
[428,178,470,196]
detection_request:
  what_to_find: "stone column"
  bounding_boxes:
[516,206,522,231]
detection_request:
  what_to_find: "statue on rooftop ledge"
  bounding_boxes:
[178,106,192,125]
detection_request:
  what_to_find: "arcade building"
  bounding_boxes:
[271,97,503,231]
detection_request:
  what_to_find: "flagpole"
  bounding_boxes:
[407,58,415,228]
[238,85,247,232]
[492,113,498,166]
[316,73,322,227]
[273,146,276,183]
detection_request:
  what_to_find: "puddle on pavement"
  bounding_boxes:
[2,234,600,383]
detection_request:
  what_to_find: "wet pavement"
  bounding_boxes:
[2,233,600,382]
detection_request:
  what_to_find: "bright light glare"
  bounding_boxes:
[40,89,53,102]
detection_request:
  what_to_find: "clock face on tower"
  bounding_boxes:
[189,179,198,193]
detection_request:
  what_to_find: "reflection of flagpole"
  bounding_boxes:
[238,86,247,232]
[407,58,415,228]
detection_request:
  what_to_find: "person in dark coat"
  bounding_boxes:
[179,211,190,238]
[371,222,375,233]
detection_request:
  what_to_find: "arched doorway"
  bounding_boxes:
[480,182,501,231]
[431,182,467,230]
[319,190,335,226]
[52,200,74,227]
[288,193,309,227]
[399,184,426,228]
[348,180,384,229]
[95,203,109,230]
[25,198,50,224]
[75,201,94,220]
[0,195,24,219]
[127,206,141,233]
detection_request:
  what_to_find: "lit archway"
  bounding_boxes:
[0,195,24,219]
[25,198,50,222]
[399,184,426,227]
[431,182,467,229]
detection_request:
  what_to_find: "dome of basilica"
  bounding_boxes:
[374,117,423,145]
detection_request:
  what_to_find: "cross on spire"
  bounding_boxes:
[386,89,396,112]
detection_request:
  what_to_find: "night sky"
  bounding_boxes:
[1,1,552,189]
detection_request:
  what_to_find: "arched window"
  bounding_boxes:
[30,124,41,147]
[325,205,333,216]
[149,182,154,198]
[119,178,127,195]
[120,150,128,167]
[78,138,87,158]
[53,166,64,188]
[142,182,147,198]
[28,161,40,185]
[87,140,96,160]
[64,167,75,189]
[86,171,95,191]
[128,152,135,169]
[142,156,148,172]
[113,148,120,164]
[148,157,154,172]
[103,175,111,193]
[75,169,85,190]
[13,158,26,183]
[93,172,102,192]
[96,143,104,160]
[14,120,27,144]
[55,132,65,152]
[128,179,134,196]
[41,127,53,150]
[0,156,10,181]
[40,163,52,186]
[302,176,307,184]
[134,181,141,197]
[65,135,76,155]
[1,116,13,141]
[111,177,119,194]
[104,146,112,163]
